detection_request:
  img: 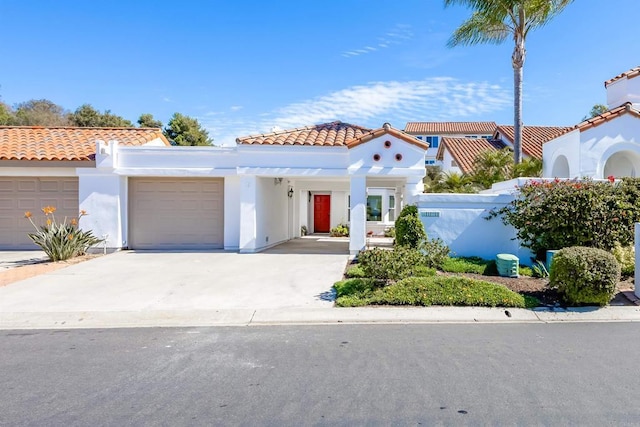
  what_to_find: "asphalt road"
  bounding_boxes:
[1,323,639,426]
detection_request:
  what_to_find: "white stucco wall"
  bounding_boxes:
[255,177,289,251]
[417,193,533,263]
[543,130,581,178]
[441,149,462,174]
[607,76,640,109]
[223,176,241,250]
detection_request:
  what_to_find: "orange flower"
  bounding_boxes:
[46,219,52,226]
[24,211,32,218]
[41,206,57,215]
[70,218,78,226]
[80,209,87,216]
[67,234,74,240]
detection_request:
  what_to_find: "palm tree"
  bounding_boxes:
[470,148,513,189]
[434,171,478,193]
[445,0,574,164]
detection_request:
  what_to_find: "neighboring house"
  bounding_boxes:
[0,122,427,254]
[404,121,496,166]
[544,66,640,179]
[436,125,570,174]
[0,127,169,249]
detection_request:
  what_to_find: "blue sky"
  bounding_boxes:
[2,0,639,145]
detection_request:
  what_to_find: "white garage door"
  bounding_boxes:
[129,178,224,250]
[0,177,79,250]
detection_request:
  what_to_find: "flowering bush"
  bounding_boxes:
[329,223,349,237]
[24,206,103,261]
[488,178,640,257]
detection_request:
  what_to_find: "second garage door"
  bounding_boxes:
[0,177,79,250]
[129,178,224,250]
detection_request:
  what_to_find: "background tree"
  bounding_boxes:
[0,102,12,125]
[469,148,513,189]
[12,99,69,126]
[583,104,608,121]
[446,0,574,164]
[137,113,162,128]
[433,171,477,193]
[68,104,133,127]
[163,113,213,146]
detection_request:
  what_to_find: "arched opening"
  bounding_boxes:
[551,155,570,178]
[603,151,640,178]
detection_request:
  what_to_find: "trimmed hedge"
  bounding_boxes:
[395,205,426,249]
[549,246,621,306]
[357,247,425,281]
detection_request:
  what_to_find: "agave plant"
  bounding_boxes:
[24,206,103,261]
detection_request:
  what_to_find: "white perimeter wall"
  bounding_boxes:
[417,193,534,263]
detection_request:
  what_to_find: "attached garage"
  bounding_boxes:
[128,177,224,249]
[0,177,79,249]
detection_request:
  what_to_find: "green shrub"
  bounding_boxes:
[395,205,426,249]
[549,246,621,306]
[330,223,349,237]
[412,265,437,277]
[420,238,450,269]
[24,207,102,262]
[344,265,366,278]
[334,275,538,308]
[489,178,640,256]
[442,256,491,274]
[519,266,533,277]
[357,247,424,281]
[611,243,635,277]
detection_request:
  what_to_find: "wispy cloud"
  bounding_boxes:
[341,24,413,58]
[199,77,511,146]
[230,105,243,111]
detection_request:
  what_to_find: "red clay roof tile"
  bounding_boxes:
[236,121,372,146]
[495,125,571,159]
[404,121,497,135]
[605,66,640,87]
[436,137,506,174]
[0,126,170,161]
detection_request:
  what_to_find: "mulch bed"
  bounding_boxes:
[440,271,636,307]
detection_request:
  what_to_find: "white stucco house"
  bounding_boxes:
[543,66,640,179]
[0,122,427,255]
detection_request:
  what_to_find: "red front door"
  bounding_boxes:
[313,195,331,233]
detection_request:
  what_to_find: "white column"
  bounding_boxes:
[404,176,424,206]
[224,176,241,250]
[77,170,125,249]
[635,223,640,298]
[349,176,367,254]
[239,175,258,253]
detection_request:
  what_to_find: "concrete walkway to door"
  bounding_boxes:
[0,237,350,314]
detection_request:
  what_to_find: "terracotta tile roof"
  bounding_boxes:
[551,103,640,139]
[436,137,506,174]
[236,121,371,146]
[495,125,572,159]
[0,126,170,161]
[346,123,428,150]
[404,121,497,135]
[605,66,640,87]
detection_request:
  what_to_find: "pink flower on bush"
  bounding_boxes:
[607,175,615,183]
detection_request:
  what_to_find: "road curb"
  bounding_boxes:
[2,306,640,329]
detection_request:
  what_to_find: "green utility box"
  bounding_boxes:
[496,253,519,278]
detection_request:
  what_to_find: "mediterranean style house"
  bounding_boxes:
[543,66,640,179]
[0,122,427,254]
[403,121,496,166]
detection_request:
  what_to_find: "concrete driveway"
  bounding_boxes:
[0,237,350,313]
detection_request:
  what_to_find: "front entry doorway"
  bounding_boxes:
[313,194,331,233]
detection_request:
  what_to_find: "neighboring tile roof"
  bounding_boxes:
[346,123,429,150]
[551,103,640,139]
[236,121,371,146]
[0,126,170,161]
[605,66,640,87]
[404,121,497,135]
[436,137,506,174]
[495,125,572,159]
